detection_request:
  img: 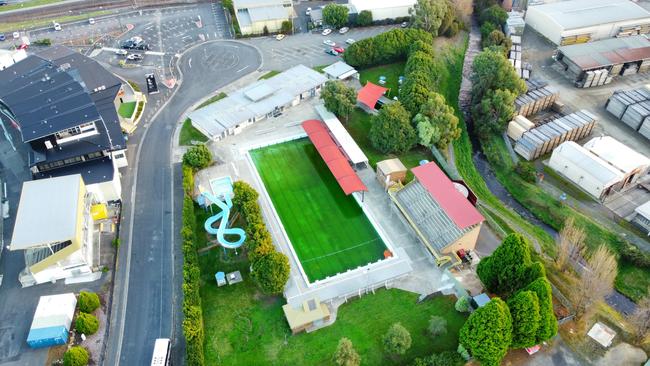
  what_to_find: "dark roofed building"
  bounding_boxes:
[0,46,128,202]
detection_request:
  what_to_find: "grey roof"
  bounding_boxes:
[10,174,83,250]
[323,61,357,78]
[394,180,472,251]
[558,35,650,69]
[248,5,288,22]
[234,0,288,9]
[529,0,650,31]
[189,64,327,139]
[34,156,115,185]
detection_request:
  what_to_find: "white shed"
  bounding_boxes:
[583,136,650,186]
[548,141,625,200]
[349,0,415,20]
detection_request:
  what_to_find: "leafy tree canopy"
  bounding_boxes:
[323,4,349,28]
[460,298,512,366]
[508,290,541,348]
[251,251,290,294]
[369,102,417,154]
[321,80,357,122]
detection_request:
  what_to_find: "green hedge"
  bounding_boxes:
[343,28,433,68]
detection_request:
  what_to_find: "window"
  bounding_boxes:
[114,153,125,159]
[55,121,97,139]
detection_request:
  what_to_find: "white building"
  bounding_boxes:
[0,49,27,71]
[189,64,327,140]
[525,0,650,45]
[633,201,650,234]
[322,61,359,80]
[583,136,650,187]
[9,175,98,287]
[348,0,415,21]
[234,0,293,35]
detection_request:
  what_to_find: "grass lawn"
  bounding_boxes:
[0,0,63,13]
[250,138,386,282]
[199,239,467,366]
[359,62,405,99]
[195,92,227,110]
[313,64,329,73]
[615,262,650,302]
[118,102,136,118]
[346,108,432,182]
[258,70,281,80]
[0,10,111,32]
[179,118,208,146]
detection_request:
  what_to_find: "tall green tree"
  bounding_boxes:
[357,10,373,26]
[523,277,558,343]
[321,80,357,122]
[470,48,526,101]
[251,251,290,294]
[460,297,512,366]
[323,4,349,28]
[183,145,213,170]
[383,323,412,357]
[477,233,540,296]
[410,0,448,36]
[333,337,361,366]
[400,71,435,116]
[508,290,541,348]
[471,88,516,138]
[480,4,508,26]
[483,29,512,55]
[415,115,441,147]
[369,102,417,154]
[413,93,460,149]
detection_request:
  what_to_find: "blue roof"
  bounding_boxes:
[215,272,225,280]
[473,293,491,308]
[27,326,68,348]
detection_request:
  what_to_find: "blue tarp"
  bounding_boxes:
[26,326,68,349]
[473,293,491,308]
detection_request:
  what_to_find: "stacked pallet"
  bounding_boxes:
[507,115,535,140]
[514,84,559,117]
[605,86,650,141]
[514,110,597,160]
[582,69,611,88]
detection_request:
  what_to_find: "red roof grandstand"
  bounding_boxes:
[412,162,484,229]
[357,82,388,109]
[302,120,368,195]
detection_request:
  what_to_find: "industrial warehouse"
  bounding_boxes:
[553,35,650,88]
[525,0,650,45]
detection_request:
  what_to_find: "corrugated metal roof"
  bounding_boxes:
[302,119,368,195]
[583,136,650,174]
[550,141,624,190]
[559,35,650,70]
[247,5,288,22]
[635,200,650,220]
[10,175,83,250]
[527,0,650,31]
[323,61,357,79]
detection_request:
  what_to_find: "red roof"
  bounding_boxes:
[357,82,388,109]
[302,120,368,195]
[412,162,484,229]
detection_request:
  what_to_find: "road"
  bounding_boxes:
[104,40,261,366]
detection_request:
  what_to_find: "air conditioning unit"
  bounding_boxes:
[44,140,53,149]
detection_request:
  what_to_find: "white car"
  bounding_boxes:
[126,53,143,61]
[306,7,311,15]
[53,22,62,31]
[276,34,285,41]
[321,28,332,36]
[89,18,95,25]
[345,38,356,45]
[12,31,19,39]
[323,39,336,47]
[115,49,128,56]
[339,27,349,34]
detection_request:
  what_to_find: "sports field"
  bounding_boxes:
[250,138,386,282]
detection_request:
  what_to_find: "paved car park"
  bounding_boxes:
[247,24,398,70]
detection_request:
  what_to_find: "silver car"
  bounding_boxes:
[323,39,336,47]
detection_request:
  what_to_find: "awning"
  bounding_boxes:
[357,82,388,109]
[302,120,368,195]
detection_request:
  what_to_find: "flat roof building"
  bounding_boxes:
[234,0,293,35]
[349,0,415,21]
[526,0,650,45]
[632,201,650,234]
[322,61,358,80]
[10,175,97,287]
[189,64,327,140]
[314,104,368,167]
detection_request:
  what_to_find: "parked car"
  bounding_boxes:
[401,21,408,28]
[134,43,150,50]
[0,34,5,42]
[276,34,285,41]
[0,1,7,6]
[115,49,128,56]
[126,54,143,61]
[145,73,159,94]
[121,36,144,49]
[53,22,62,31]
[345,38,355,45]
[323,39,336,46]
[12,32,19,39]
[306,7,311,15]
[338,27,349,34]
[333,46,344,53]
[321,28,332,36]
[88,18,95,25]
[325,49,338,56]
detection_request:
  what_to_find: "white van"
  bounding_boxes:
[53,22,62,31]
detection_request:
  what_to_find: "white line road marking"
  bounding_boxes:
[236,65,249,73]
[188,58,192,68]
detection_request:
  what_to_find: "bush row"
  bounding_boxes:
[233,181,290,295]
[343,28,433,68]
[181,161,205,366]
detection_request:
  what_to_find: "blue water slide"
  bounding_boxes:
[201,191,246,249]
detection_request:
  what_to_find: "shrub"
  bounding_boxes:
[515,161,537,183]
[333,337,361,366]
[183,145,212,170]
[78,291,100,313]
[369,102,416,154]
[428,315,448,337]
[508,290,541,348]
[183,165,195,195]
[356,10,373,26]
[63,346,89,366]
[281,20,292,33]
[33,38,52,46]
[251,251,290,294]
[620,242,650,268]
[75,312,99,335]
[383,322,412,356]
[455,295,471,312]
[460,297,512,366]
[412,351,465,366]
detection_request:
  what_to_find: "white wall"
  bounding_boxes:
[368,5,412,20]
[86,166,122,202]
[525,7,563,44]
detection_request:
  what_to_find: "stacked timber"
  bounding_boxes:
[606,86,650,138]
[514,110,597,160]
[514,85,559,117]
[507,115,535,140]
[639,119,650,139]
